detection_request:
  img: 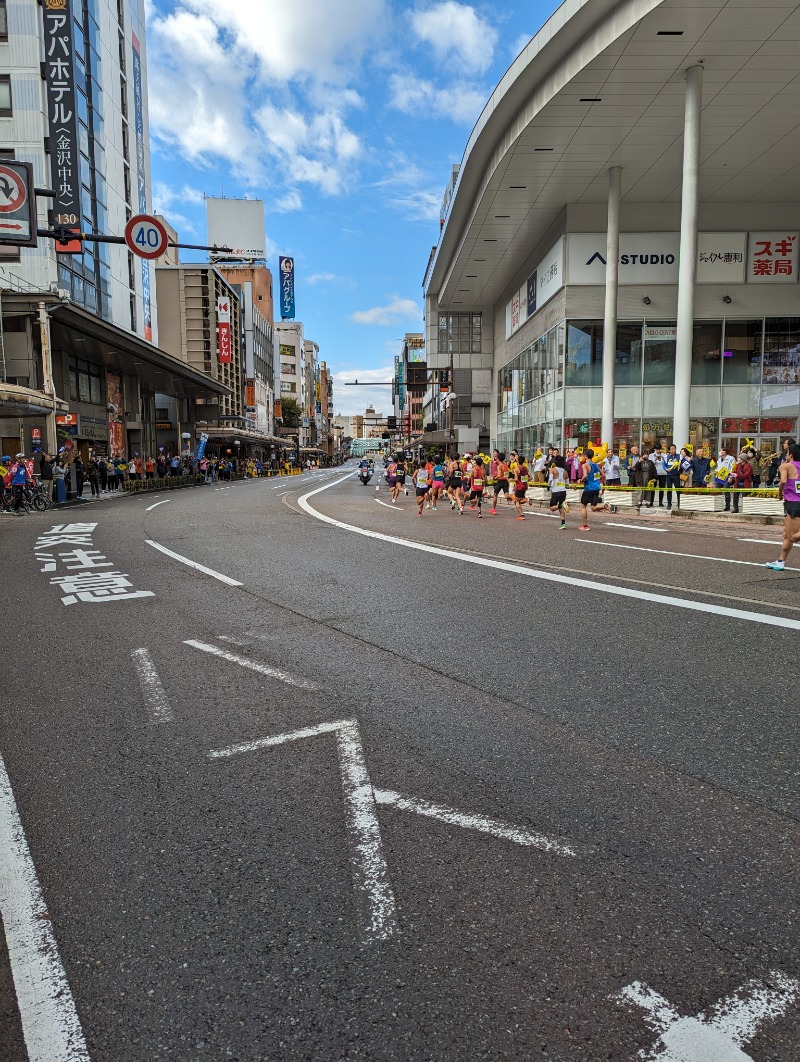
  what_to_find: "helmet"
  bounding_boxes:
[1,456,10,463]
[15,452,25,459]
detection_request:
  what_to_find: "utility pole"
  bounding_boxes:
[37,301,57,453]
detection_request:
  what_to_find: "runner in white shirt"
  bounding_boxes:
[548,458,570,528]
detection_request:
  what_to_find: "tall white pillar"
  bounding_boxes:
[601,166,621,445]
[673,64,703,448]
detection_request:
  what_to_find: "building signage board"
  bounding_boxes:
[505,238,564,339]
[43,0,81,250]
[207,198,266,260]
[567,233,679,285]
[408,348,426,363]
[747,232,799,283]
[526,270,537,317]
[279,257,295,319]
[644,326,678,343]
[131,35,152,340]
[697,232,747,283]
[217,297,232,364]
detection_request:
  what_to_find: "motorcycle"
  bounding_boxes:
[358,467,372,485]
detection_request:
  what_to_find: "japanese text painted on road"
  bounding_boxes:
[34,524,154,606]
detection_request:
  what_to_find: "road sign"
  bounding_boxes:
[0,161,36,247]
[125,214,168,260]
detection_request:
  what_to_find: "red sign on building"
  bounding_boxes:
[217,297,232,364]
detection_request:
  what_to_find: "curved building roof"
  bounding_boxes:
[426,0,800,307]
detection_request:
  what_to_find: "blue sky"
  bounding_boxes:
[145,0,557,415]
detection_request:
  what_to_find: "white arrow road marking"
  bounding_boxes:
[131,648,173,723]
[0,755,90,1062]
[185,639,318,691]
[209,719,397,943]
[616,973,800,1061]
[373,789,579,856]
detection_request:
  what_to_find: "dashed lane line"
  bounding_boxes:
[184,639,319,690]
[0,755,91,1062]
[145,540,243,586]
[297,477,800,632]
[130,648,174,723]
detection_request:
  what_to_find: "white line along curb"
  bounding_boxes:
[296,478,800,632]
[0,754,90,1062]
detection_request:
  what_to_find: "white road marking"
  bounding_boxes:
[209,719,397,943]
[610,523,668,533]
[738,538,783,546]
[297,477,800,631]
[146,540,243,586]
[145,499,171,512]
[217,633,248,646]
[578,539,788,570]
[184,639,318,690]
[373,789,578,856]
[130,648,173,723]
[375,499,396,509]
[616,972,800,1061]
[0,755,90,1062]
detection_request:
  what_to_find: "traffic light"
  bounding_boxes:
[387,416,397,430]
[407,364,428,394]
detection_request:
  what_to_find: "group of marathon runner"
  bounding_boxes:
[382,448,611,529]
[375,442,800,569]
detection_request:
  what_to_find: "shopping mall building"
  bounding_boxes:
[422,0,800,460]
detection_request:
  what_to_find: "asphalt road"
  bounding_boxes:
[0,465,797,1061]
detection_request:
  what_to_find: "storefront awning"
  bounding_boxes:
[196,425,287,446]
[36,296,229,400]
[0,382,69,419]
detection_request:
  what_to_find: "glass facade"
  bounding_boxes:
[497,317,799,456]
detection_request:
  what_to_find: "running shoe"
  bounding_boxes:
[470,505,475,510]
[488,508,497,514]
[516,515,525,520]
[766,560,785,571]
[559,522,566,529]
[417,511,422,517]
[432,505,437,511]
[478,513,482,519]
[578,524,590,531]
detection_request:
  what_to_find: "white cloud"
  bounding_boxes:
[409,2,498,73]
[510,32,533,60]
[175,0,389,84]
[351,296,421,326]
[152,181,206,211]
[273,190,303,213]
[147,2,377,195]
[388,74,486,125]
[388,189,441,223]
[332,364,396,417]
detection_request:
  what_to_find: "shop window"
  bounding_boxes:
[0,75,12,117]
[68,356,103,405]
[722,319,762,384]
[690,320,723,385]
[763,318,800,386]
[566,321,602,386]
[643,322,676,386]
[615,322,643,387]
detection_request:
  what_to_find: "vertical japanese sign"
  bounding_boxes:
[131,35,153,339]
[217,297,232,364]
[747,232,799,284]
[43,0,80,252]
[280,256,295,319]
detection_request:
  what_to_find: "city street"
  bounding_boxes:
[1,466,798,1061]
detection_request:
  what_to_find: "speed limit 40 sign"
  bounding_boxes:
[125,214,169,260]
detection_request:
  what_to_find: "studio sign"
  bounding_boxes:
[567,232,748,285]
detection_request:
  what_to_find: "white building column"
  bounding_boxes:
[601,165,621,444]
[673,64,703,448]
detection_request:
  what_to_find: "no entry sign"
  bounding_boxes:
[125,214,169,260]
[0,161,36,247]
